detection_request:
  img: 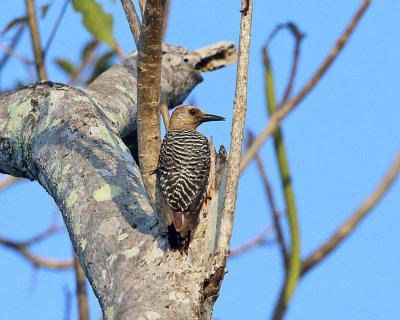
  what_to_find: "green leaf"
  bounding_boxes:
[81,40,99,62]
[72,0,116,50]
[55,58,76,75]
[1,17,27,36]
[85,51,116,84]
[40,4,51,19]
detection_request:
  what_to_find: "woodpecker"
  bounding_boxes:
[158,105,225,252]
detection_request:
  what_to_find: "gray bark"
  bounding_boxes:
[0,42,236,319]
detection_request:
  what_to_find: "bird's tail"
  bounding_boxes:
[168,224,190,254]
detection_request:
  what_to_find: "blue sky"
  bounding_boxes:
[1,1,399,319]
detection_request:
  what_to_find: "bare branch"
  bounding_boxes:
[0,175,23,191]
[25,0,47,80]
[185,41,237,72]
[137,0,166,197]
[301,148,400,276]
[160,103,170,130]
[216,0,253,260]
[0,42,237,318]
[0,24,26,71]
[43,0,69,57]
[0,221,70,269]
[120,0,141,48]
[246,130,288,267]
[162,0,170,40]
[279,23,305,105]
[263,22,304,105]
[63,286,72,320]
[0,36,32,66]
[264,46,300,320]
[74,252,89,320]
[21,224,64,246]
[0,236,73,269]
[230,224,274,258]
[139,0,145,18]
[239,0,373,173]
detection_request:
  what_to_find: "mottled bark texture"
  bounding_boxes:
[0,42,236,319]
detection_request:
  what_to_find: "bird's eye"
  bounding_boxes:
[189,108,197,115]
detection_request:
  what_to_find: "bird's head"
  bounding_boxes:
[168,105,225,131]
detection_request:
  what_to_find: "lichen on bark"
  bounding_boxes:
[0,41,236,319]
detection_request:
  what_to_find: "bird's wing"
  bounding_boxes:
[159,131,210,232]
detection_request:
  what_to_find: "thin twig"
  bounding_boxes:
[162,0,170,40]
[280,23,305,105]
[301,148,400,276]
[230,223,275,258]
[63,286,72,320]
[263,22,304,105]
[239,0,373,174]
[0,37,32,66]
[0,24,26,71]
[264,48,300,320]
[246,130,288,268]
[21,224,64,246]
[120,0,141,48]
[74,252,89,320]
[0,236,73,269]
[137,0,166,196]
[28,267,39,293]
[160,103,170,130]
[25,0,47,80]
[0,223,71,269]
[139,0,146,19]
[216,0,253,257]
[0,175,23,191]
[43,0,69,57]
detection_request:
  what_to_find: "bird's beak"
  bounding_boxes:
[200,114,225,123]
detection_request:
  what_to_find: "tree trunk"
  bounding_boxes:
[0,42,236,319]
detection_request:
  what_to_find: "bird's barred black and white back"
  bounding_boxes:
[159,128,211,251]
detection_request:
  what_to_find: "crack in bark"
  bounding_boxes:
[203,266,226,299]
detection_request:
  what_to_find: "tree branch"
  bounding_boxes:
[120,0,141,48]
[0,235,73,269]
[160,103,170,130]
[0,36,32,66]
[0,42,236,319]
[25,0,47,80]
[0,24,26,71]
[43,0,69,57]
[264,47,300,320]
[301,148,400,275]
[246,130,288,267]
[21,224,64,246]
[74,252,89,320]
[139,0,145,19]
[230,223,274,258]
[137,0,166,197]
[239,0,373,173]
[0,175,23,191]
[63,286,72,320]
[0,223,68,270]
[279,23,304,105]
[216,0,253,262]
[162,0,170,40]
